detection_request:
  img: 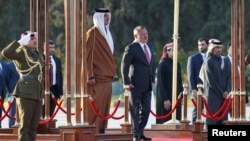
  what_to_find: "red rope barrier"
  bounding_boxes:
[192,96,230,116]
[0,99,16,121]
[39,99,62,124]
[110,114,125,120]
[52,97,75,115]
[89,98,124,120]
[204,96,231,117]
[150,96,182,119]
[202,97,232,121]
[191,97,232,121]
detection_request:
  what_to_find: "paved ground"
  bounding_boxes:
[1,104,250,129]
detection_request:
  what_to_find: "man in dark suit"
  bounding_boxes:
[187,38,208,123]
[121,25,155,141]
[0,54,12,128]
[42,40,63,118]
[7,61,20,128]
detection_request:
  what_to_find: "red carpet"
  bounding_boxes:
[153,138,192,141]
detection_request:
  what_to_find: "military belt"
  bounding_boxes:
[21,74,43,82]
[21,74,37,79]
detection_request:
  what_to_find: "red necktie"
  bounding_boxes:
[143,45,150,64]
[50,57,53,87]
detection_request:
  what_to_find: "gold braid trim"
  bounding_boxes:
[14,48,42,75]
[90,28,95,77]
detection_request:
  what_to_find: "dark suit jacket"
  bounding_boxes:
[187,53,204,91]
[7,61,19,94]
[121,42,155,92]
[0,62,11,99]
[50,55,63,99]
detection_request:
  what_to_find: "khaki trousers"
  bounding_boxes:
[16,98,42,141]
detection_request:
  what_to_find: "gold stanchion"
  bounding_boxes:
[120,91,132,133]
[180,83,190,129]
[193,84,204,132]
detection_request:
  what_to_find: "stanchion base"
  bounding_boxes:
[37,119,57,134]
[224,120,250,125]
[59,125,96,141]
[12,124,19,134]
[180,120,191,129]
[120,123,132,133]
[193,121,204,132]
[151,124,180,130]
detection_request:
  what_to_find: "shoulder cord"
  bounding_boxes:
[14,48,42,75]
[90,28,95,77]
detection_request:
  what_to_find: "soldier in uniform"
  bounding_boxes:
[1,31,44,141]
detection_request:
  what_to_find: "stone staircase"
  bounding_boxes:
[0,120,211,141]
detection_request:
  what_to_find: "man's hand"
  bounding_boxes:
[124,84,134,91]
[8,94,14,103]
[164,100,171,110]
[18,32,33,46]
[192,90,198,98]
[223,92,229,99]
[87,78,96,85]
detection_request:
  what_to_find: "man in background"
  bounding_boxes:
[0,53,12,128]
[42,40,63,118]
[187,38,208,123]
[200,39,231,126]
[7,60,20,128]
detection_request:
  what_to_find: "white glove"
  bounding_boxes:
[8,95,13,103]
[18,32,33,46]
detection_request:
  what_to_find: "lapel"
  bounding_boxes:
[0,62,2,75]
[135,42,153,65]
[0,63,6,89]
[197,53,204,65]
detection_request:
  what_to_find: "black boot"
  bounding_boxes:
[99,129,105,134]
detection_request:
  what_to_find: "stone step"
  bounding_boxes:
[95,133,134,141]
[0,134,60,141]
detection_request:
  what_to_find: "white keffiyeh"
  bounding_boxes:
[93,12,114,54]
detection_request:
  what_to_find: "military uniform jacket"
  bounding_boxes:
[1,41,44,101]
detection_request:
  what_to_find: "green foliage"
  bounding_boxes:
[0,0,30,51]
[1,0,250,92]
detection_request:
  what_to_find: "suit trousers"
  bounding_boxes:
[9,98,16,128]
[42,85,59,118]
[130,90,151,137]
[0,94,5,128]
[16,97,42,141]
[42,94,56,118]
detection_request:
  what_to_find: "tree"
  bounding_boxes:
[1,0,250,83]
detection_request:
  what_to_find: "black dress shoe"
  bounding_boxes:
[134,135,141,141]
[99,129,105,134]
[140,135,152,141]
